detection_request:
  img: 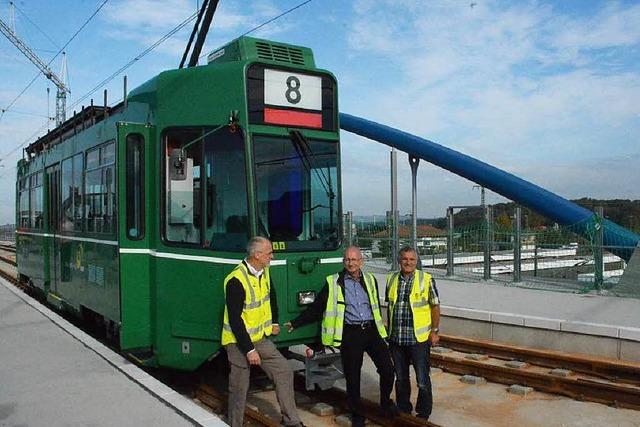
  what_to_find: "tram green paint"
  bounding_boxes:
[16,36,342,370]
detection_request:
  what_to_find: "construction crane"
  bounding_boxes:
[0,17,69,126]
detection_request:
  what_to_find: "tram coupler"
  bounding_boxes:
[290,347,343,391]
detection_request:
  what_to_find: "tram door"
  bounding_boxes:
[45,163,61,294]
[117,122,154,350]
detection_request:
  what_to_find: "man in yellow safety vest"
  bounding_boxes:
[285,246,396,427]
[386,246,441,420]
[221,236,305,427]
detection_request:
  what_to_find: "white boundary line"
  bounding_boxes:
[16,231,343,266]
[16,231,117,246]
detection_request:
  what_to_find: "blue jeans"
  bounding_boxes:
[389,341,433,418]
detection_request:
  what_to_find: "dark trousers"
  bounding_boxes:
[340,324,395,427]
[390,341,433,418]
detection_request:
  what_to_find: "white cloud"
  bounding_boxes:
[552,3,640,53]
[338,0,640,219]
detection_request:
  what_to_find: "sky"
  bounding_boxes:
[0,0,638,225]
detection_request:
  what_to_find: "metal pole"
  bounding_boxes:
[391,149,399,271]
[103,89,108,119]
[534,243,538,277]
[409,155,419,253]
[346,211,353,246]
[484,205,492,280]
[473,185,486,207]
[594,206,604,290]
[447,207,454,276]
[514,206,521,282]
[124,75,128,108]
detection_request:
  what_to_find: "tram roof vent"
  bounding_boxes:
[207,37,315,67]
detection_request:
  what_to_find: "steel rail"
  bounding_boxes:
[432,352,640,410]
[196,384,279,427]
[292,375,441,427]
[0,254,17,266]
[439,334,640,385]
[0,266,16,285]
[0,244,16,253]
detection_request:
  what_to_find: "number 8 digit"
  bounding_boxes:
[285,76,301,104]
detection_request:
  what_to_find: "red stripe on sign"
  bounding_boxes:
[264,108,322,128]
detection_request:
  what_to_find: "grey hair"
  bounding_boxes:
[343,245,363,260]
[397,245,417,261]
[247,236,271,257]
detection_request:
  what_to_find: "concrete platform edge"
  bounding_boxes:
[0,278,226,427]
[441,304,640,342]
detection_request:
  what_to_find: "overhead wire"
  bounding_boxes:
[2,0,315,167]
[0,119,49,179]
[0,0,109,125]
[238,0,313,38]
[9,1,60,49]
[0,8,198,165]
[197,0,314,62]
[70,10,199,109]
[0,0,110,160]
[0,108,49,119]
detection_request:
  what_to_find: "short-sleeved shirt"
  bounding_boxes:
[389,273,439,346]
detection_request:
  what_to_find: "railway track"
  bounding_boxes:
[3,255,639,423]
[0,257,436,427]
[194,374,440,427]
[434,334,640,410]
[0,243,16,253]
[439,334,640,385]
[0,254,16,267]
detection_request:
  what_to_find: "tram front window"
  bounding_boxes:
[253,133,340,251]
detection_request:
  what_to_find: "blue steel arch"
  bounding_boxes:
[339,113,639,261]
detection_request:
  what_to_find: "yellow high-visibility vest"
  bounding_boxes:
[221,263,272,346]
[386,270,434,342]
[321,272,387,346]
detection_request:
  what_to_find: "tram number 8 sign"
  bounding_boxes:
[264,69,321,111]
[247,65,336,131]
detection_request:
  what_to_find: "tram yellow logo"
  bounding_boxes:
[75,243,84,270]
[272,241,286,251]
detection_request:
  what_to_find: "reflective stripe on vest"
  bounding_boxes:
[221,263,273,345]
[321,272,387,347]
[386,269,433,342]
[236,264,271,309]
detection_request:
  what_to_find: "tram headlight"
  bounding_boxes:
[297,291,316,306]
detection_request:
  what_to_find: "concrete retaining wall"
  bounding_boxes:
[440,305,640,362]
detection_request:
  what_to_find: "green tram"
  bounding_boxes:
[15,36,343,370]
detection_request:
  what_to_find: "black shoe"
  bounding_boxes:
[417,413,430,420]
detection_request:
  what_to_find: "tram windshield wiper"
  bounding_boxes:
[289,131,335,201]
[289,130,336,232]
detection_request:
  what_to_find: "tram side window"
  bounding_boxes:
[126,134,145,239]
[72,155,83,230]
[204,129,249,251]
[164,129,202,244]
[85,141,116,234]
[61,154,83,232]
[18,177,30,228]
[85,169,103,232]
[30,172,44,230]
